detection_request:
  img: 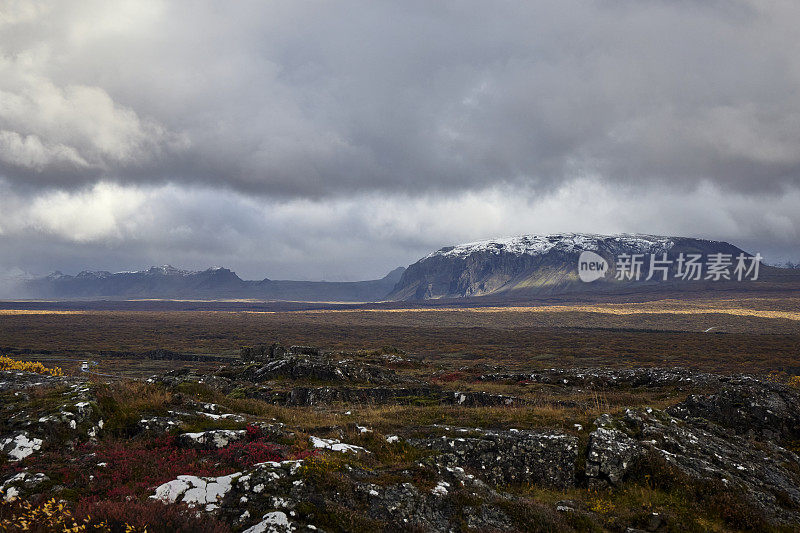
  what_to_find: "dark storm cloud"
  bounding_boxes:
[2,0,800,197]
[0,0,798,290]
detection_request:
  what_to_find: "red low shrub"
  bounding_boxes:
[431,371,467,383]
[4,434,286,504]
[245,424,261,440]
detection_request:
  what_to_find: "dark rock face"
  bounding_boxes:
[288,346,320,357]
[282,386,437,406]
[356,465,514,532]
[668,378,800,441]
[240,342,287,361]
[411,428,578,489]
[448,390,523,407]
[242,356,402,385]
[585,425,644,485]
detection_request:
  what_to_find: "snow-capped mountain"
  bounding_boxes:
[387,233,766,300]
[426,233,677,259]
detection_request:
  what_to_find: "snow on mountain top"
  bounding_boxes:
[47,265,238,279]
[427,233,677,259]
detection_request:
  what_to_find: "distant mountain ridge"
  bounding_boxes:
[19,234,800,302]
[25,265,405,302]
[386,233,793,301]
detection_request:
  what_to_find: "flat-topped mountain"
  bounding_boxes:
[18,235,800,302]
[386,233,794,300]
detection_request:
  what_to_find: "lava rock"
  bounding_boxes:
[177,429,247,449]
[668,378,800,441]
[585,424,644,485]
[411,427,578,489]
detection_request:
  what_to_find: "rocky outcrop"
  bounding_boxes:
[584,408,800,525]
[178,429,247,449]
[479,366,724,389]
[240,343,288,362]
[668,378,800,441]
[355,464,515,532]
[0,378,104,464]
[0,471,49,502]
[308,436,369,454]
[585,424,644,485]
[0,370,83,392]
[153,457,519,532]
[411,427,578,489]
[4,363,800,530]
[287,346,321,357]
[241,355,402,385]
[152,461,307,524]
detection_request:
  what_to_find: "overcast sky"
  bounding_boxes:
[1,0,799,284]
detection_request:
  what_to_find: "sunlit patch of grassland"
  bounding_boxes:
[0,309,89,315]
[305,300,800,322]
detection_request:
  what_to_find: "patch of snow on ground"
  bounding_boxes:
[152,473,240,510]
[1,433,43,461]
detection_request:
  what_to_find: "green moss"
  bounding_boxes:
[174,381,217,401]
[226,387,248,399]
[295,501,385,533]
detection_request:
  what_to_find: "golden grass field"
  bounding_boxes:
[1,293,798,376]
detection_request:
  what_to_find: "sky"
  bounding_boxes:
[1,0,799,285]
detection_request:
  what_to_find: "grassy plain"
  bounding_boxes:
[1,293,799,376]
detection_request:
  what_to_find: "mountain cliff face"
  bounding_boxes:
[24,265,405,302]
[386,233,768,300]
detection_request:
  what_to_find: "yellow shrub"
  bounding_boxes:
[0,355,63,377]
[788,375,800,389]
[0,495,148,532]
[589,497,615,514]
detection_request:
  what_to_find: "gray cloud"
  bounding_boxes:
[0,1,799,285]
[0,178,797,283]
[2,1,800,196]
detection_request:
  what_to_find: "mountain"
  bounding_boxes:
[386,233,796,301]
[23,265,405,302]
